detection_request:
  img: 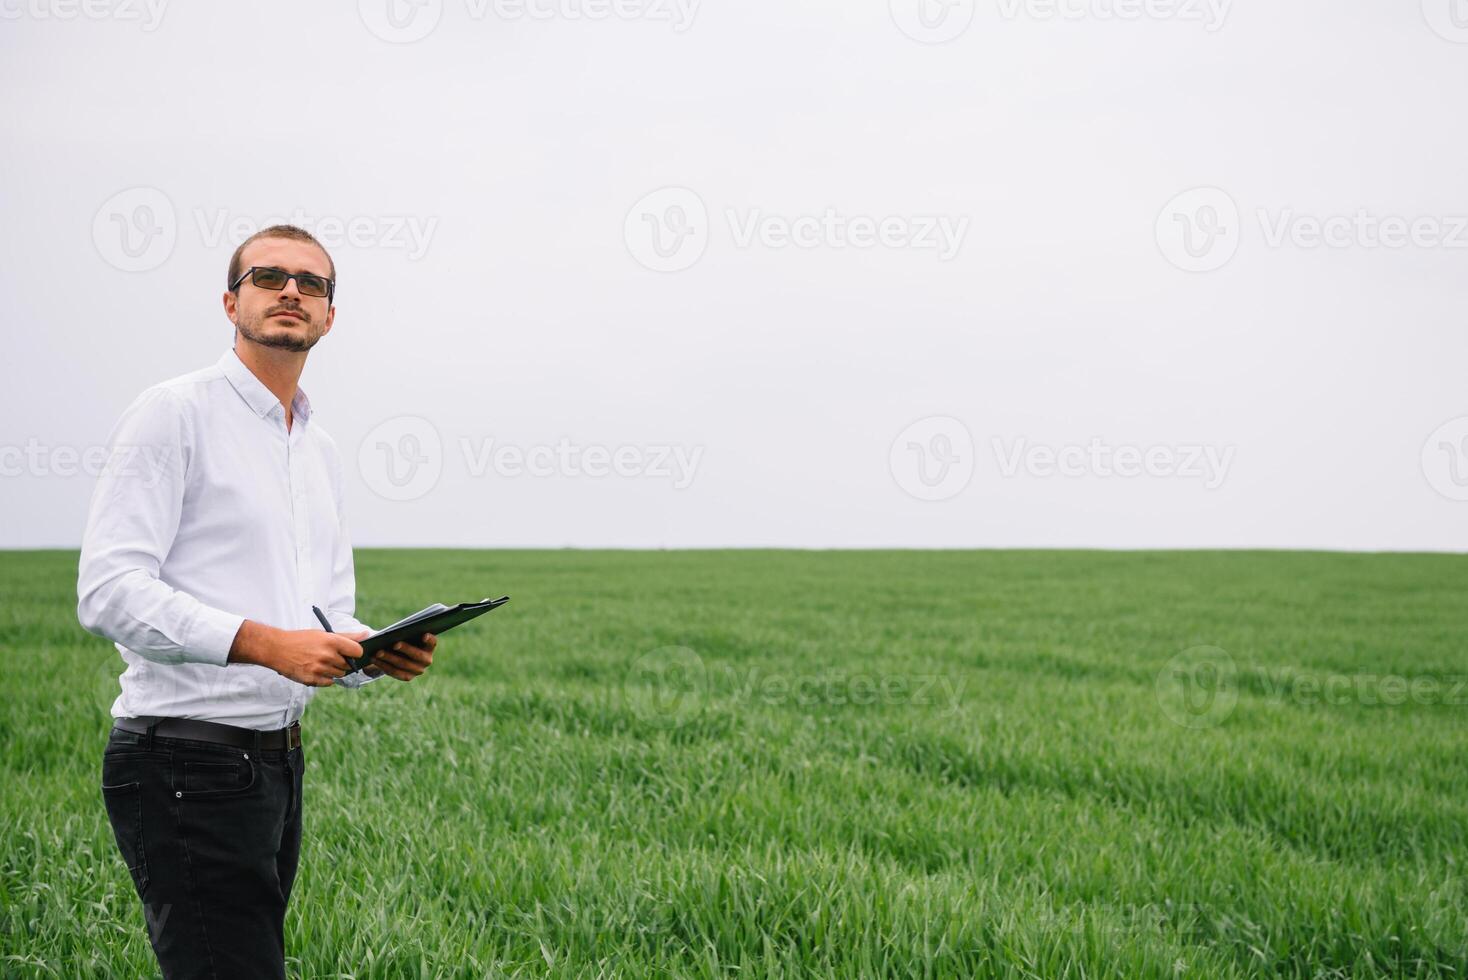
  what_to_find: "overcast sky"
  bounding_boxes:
[2,1,1465,549]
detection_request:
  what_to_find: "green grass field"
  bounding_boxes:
[2,549,1467,978]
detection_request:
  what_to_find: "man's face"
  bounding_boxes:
[224,238,335,353]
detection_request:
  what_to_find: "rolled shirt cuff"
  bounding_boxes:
[185,607,247,668]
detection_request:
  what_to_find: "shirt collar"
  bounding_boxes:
[218,346,312,424]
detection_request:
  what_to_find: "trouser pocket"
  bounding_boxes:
[100,757,149,895]
[176,751,257,800]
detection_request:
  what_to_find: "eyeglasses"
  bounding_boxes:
[230,266,335,302]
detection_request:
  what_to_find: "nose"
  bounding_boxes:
[279,277,303,300]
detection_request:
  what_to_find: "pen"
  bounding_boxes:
[311,605,333,632]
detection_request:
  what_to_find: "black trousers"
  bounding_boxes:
[100,725,305,979]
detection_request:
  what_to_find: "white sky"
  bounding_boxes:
[2,0,1466,549]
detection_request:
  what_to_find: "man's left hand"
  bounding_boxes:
[363,633,437,681]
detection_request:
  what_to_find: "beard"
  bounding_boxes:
[235,307,325,353]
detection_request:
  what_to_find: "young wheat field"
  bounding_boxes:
[2,549,1466,978]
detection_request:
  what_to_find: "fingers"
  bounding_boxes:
[372,650,426,676]
[372,643,432,679]
[401,639,434,664]
[371,659,413,681]
[307,638,357,686]
[369,652,418,681]
[362,634,437,682]
[392,637,434,666]
[326,636,363,673]
[318,658,349,686]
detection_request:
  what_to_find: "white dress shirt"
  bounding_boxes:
[78,345,380,731]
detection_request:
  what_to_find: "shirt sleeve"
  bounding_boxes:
[322,433,381,690]
[76,387,246,667]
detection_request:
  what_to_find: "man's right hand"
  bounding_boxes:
[227,620,361,687]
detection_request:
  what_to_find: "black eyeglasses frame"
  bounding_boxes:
[230,266,335,303]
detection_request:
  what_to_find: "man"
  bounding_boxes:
[77,224,437,979]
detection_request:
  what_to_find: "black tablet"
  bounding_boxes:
[347,596,510,672]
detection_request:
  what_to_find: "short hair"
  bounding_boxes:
[227,224,336,292]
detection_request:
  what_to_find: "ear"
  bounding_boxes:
[320,303,335,338]
[222,290,238,320]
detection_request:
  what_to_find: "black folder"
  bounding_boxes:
[346,596,510,673]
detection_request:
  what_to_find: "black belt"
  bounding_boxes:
[114,715,302,751]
